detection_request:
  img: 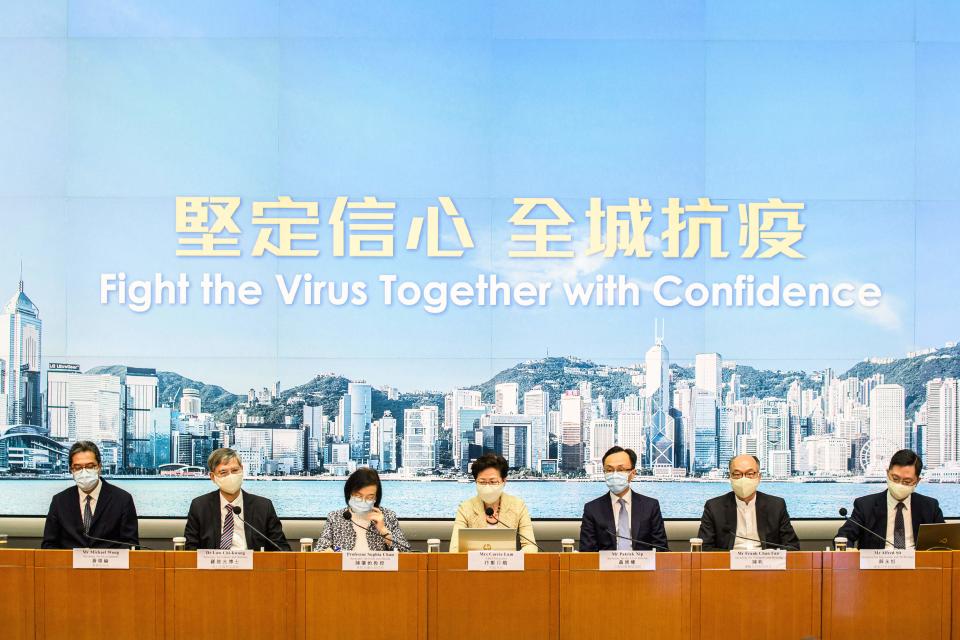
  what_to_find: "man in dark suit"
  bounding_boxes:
[579,446,668,551]
[837,449,945,549]
[184,447,290,551]
[697,454,800,551]
[42,441,140,549]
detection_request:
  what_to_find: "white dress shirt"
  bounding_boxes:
[611,490,633,534]
[78,478,103,518]
[352,511,371,551]
[733,495,761,550]
[219,491,247,551]
[885,491,913,549]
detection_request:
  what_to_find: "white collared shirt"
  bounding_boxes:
[610,489,632,533]
[734,495,761,550]
[219,491,247,551]
[885,491,913,549]
[78,477,103,518]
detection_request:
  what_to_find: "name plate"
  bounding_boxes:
[342,551,399,572]
[599,550,656,571]
[730,549,787,571]
[467,550,524,571]
[197,549,253,570]
[72,548,129,569]
[860,549,915,570]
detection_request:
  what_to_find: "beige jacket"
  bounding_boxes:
[448,492,537,553]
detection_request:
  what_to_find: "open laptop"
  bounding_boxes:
[458,528,517,551]
[916,523,960,550]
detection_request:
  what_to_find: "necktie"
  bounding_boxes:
[617,498,631,550]
[893,502,906,549]
[221,504,234,550]
[83,495,93,534]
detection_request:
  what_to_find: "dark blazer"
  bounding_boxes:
[41,479,140,549]
[184,490,291,551]
[697,491,800,551]
[836,489,945,549]
[579,489,668,552]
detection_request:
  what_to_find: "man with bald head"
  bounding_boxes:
[696,454,800,551]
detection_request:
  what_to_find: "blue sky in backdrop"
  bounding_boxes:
[1,0,959,392]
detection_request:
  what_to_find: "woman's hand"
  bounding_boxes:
[370,507,389,535]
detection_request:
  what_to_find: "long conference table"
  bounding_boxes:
[1,549,956,640]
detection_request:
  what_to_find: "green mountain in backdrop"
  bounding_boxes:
[88,343,959,429]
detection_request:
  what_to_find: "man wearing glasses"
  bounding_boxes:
[578,446,668,552]
[41,441,140,549]
[697,454,799,551]
[837,449,944,549]
[184,447,290,551]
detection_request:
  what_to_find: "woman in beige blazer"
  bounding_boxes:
[448,453,537,553]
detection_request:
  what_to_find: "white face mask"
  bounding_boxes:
[476,482,504,504]
[73,468,99,493]
[731,476,760,500]
[888,478,916,502]
[349,497,375,514]
[214,472,243,495]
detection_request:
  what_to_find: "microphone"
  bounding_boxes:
[342,509,411,551]
[231,506,285,552]
[84,533,153,550]
[484,506,545,552]
[838,507,912,549]
[603,527,670,552]
[723,529,798,551]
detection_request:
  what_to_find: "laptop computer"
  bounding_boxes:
[458,527,518,551]
[916,523,960,551]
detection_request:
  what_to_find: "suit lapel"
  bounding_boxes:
[911,495,923,540]
[754,492,769,546]
[208,491,223,547]
[722,492,737,549]
[88,480,112,534]
[630,491,642,541]
[65,485,84,542]
[602,493,617,545]
[470,496,486,526]
[874,491,888,542]
[240,491,255,549]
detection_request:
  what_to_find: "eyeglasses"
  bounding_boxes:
[476,480,504,486]
[730,471,759,480]
[70,463,98,473]
[603,467,633,474]
[213,469,242,479]
[888,474,917,487]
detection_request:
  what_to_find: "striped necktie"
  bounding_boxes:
[220,504,234,550]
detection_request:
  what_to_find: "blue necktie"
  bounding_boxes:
[617,498,631,550]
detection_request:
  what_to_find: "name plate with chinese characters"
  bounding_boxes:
[342,551,399,572]
[73,548,129,569]
[599,550,656,571]
[467,550,524,571]
[860,549,915,570]
[197,549,254,570]
[730,549,787,571]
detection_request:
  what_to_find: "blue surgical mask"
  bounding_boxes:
[349,497,375,514]
[605,472,630,494]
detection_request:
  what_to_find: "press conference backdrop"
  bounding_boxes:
[2,1,960,519]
